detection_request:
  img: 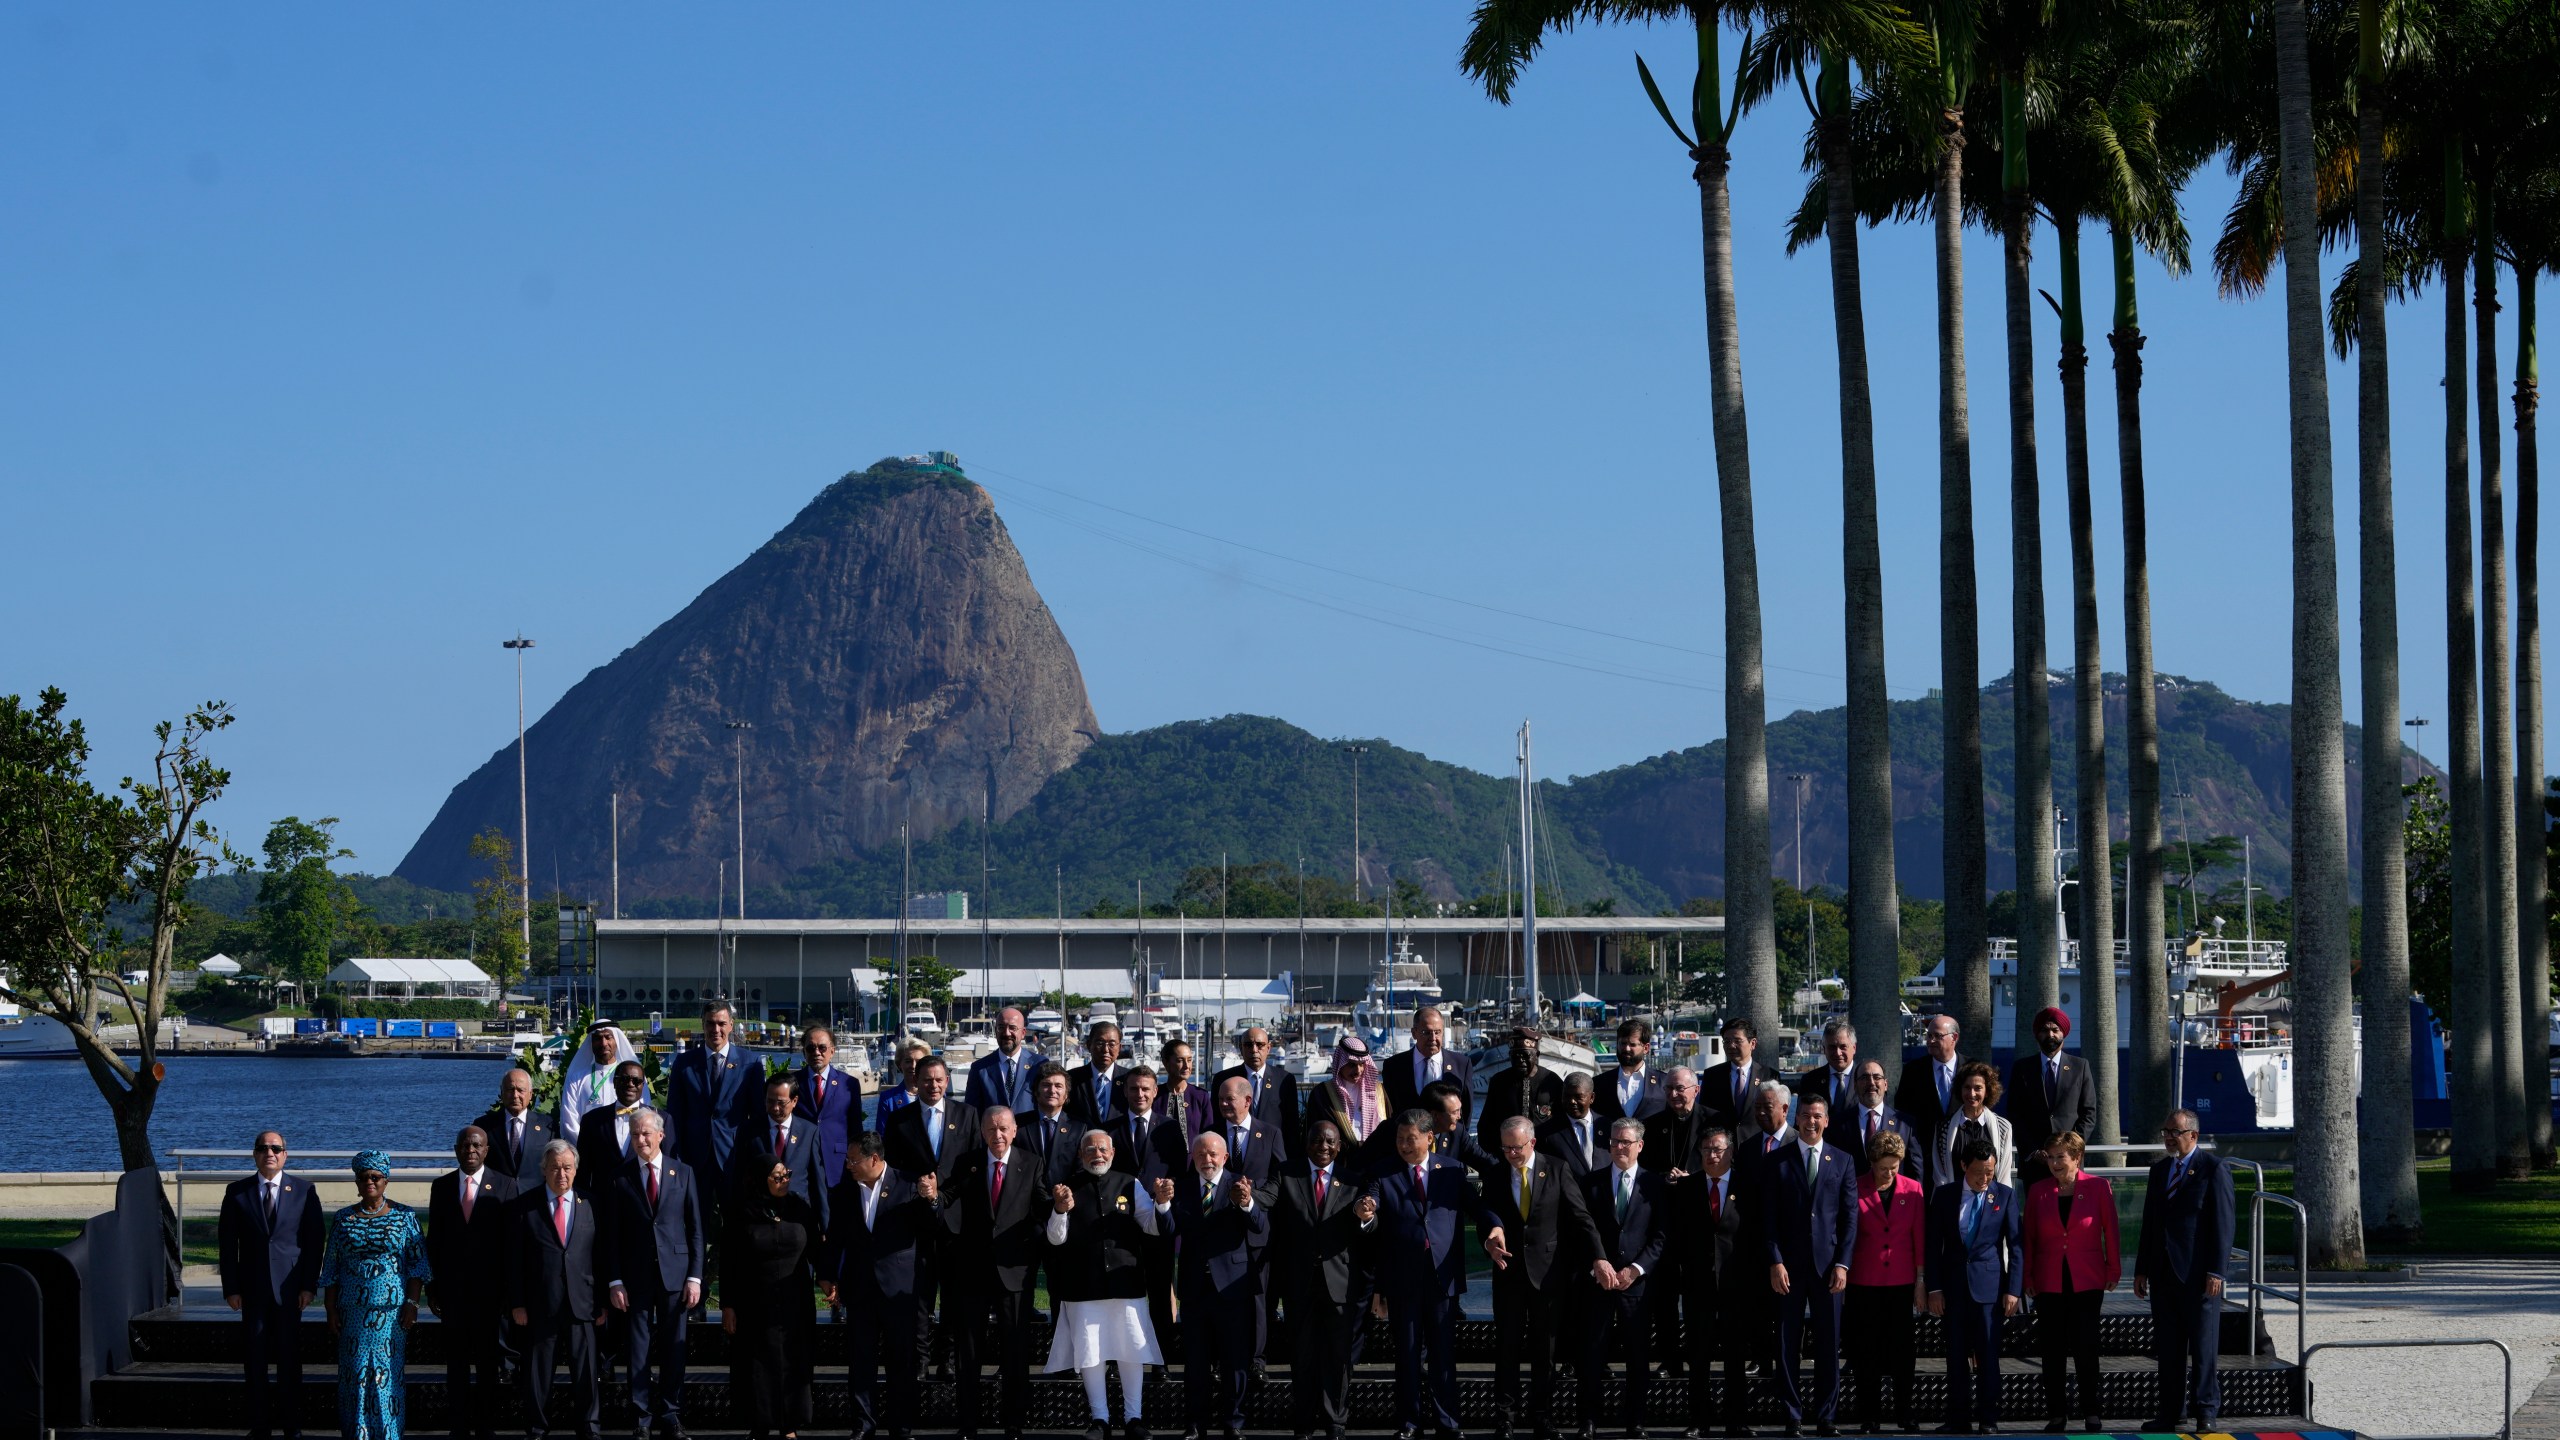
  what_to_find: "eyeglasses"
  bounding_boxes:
[253,1144,286,1154]
[2158,1127,2196,1137]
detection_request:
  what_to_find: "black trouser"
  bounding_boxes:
[846,1291,926,1435]
[2149,1275,2222,1423]
[1388,1288,1465,1434]
[1843,1283,1917,1431]
[948,1282,1034,1435]
[238,1298,302,1438]
[1184,1288,1258,1432]
[2038,1286,2103,1420]
[1290,1289,1364,1434]
[1678,1272,1750,1431]
[522,1319,602,1440]
[1145,1237,1178,1360]
[1772,1274,1845,1425]
[1492,1272,1563,1431]
[623,1286,690,1423]
[1578,1280,1652,1429]
[443,1300,509,1439]
[1648,1250,1687,1374]
[1942,1296,2001,1427]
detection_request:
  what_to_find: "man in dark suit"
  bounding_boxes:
[1580,1118,1669,1440]
[1597,1017,1669,1124]
[964,1006,1044,1118]
[1835,1059,1921,1177]
[1166,1130,1270,1440]
[1538,1074,1608,1181]
[1423,1081,1503,1180]
[737,1073,832,1227]
[1216,1024,1305,1159]
[666,1001,763,1238]
[1671,1128,1752,1438]
[1272,1120,1374,1440]
[792,1022,866,1183]
[1696,1018,1775,1137]
[1382,1007,1473,1132]
[217,1130,323,1440]
[477,1066,557,1188]
[883,1055,978,1187]
[944,1108,1047,1440]
[820,1133,941,1440]
[2004,1007,2098,1189]
[1484,1115,1605,1440]
[2134,1111,2237,1432]
[1478,1029,1566,1150]
[1368,1109,1504,1440]
[509,1140,607,1440]
[602,1110,704,1440]
[574,1060,650,1193]
[1016,1060,1094,1187]
[1892,1014,1974,1153]
[1208,1074,1281,1186]
[1925,1136,2024,1434]
[1114,1067,1189,1349]
[1793,1020,1862,1124]
[1638,1067,1707,1378]
[427,1125,519,1440]
[1065,1019,1127,1128]
[1762,1096,1859,1437]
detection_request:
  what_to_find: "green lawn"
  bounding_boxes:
[0,1215,219,1267]
[2250,1158,2560,1258]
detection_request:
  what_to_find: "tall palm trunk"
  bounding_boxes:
[1693,69,1778,1042]
[2111,219,2171,1136]
[2518,271,2552,1170]
[2475,181,2531,1177]
[2002,68,2062,1033]
[1939,92,1994,1055]
[1818,51,1904,1080]
[2354,0,2420,1239]
[2271,0,2361,1267]
[2055,216,2120,1143]
[2444,140,2495,1193]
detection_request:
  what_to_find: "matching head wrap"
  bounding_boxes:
[351,1148,394,1178]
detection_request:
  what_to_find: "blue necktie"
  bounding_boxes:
[925,1106,944,1154]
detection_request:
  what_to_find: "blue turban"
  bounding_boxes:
[352,1148,394,1178]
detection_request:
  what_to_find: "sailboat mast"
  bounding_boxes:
[1519,720,1541,1021]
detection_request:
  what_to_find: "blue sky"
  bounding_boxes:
[4,5,2547,875]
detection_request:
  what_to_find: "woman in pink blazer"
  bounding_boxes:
[2021,1131,2120,1431]
[1845,1128,1927,1433]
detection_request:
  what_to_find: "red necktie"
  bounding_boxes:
[1709,1178,1722,1222]
[991,1159,1007,1208]
[1413,1164,1426,1196]
[647,1164,660,1212]
[1865,1110,1877,1143]
[1314,1169,1330,1208]
[552,1195,569,1245]
[774,1125,786,1159]
[460,1175,475,1222]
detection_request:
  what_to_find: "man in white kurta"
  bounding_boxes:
[1042,1130,1168,1440]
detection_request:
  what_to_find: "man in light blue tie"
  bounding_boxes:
[1924,1137,2022,1434]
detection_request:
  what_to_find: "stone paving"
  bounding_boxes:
[2259,1257,2560,1438]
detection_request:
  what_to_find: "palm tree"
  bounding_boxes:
[2500,159,2556,1168]
[2441,132,2496,1192]
[2350,0,2421,1240]
[2269,0,2362,1266]
[1464,0,1910,1045]
[2472,157,2531,1179]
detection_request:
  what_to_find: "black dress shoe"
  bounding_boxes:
[2042,1421,2065,1434]
[1783,1426,1801,1439]
[2083,1420,2102,1435]
[664,1424,690,1440]
[1088,1424,1111,1440]
[1397,1428,1421,1440]
[1817,1424,1840,1438]
[1127,1427,1152,1440]
[1685,1429,1705,1438]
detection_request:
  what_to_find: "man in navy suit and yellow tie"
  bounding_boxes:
[1925,1136,2023,1434]
[1762,1095,1859,1437]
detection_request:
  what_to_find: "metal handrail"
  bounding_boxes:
[2245,1191,2307,1362]
[166,1148,455,1312]
[2302,1338,2513,1440]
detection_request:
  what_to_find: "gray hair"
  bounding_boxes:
[541,1138,578,1164]
[1500,1115,1537,1142]
[1667,1065,1698,1086]
[1753,1079,1795,1107]
[630,1107,664,1136]
[1609,1117,1646,1143]
[1823,1019,1857,1042]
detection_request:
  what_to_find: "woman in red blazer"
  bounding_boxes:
[1845,1128,1927,1433]
[2022,1131,2120,1431]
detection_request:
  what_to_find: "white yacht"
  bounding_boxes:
[0,1003,79,1058]
[1350,940,1442,1058]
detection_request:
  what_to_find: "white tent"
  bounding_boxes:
[197,954,243,976]
[325,956,496,999]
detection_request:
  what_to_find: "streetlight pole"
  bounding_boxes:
[726,720,753,921]
[502,635,536,992]
[1346,744,1371,904]
[2403,715,2430,770]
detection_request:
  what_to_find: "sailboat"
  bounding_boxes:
[1468,721,1600,1112]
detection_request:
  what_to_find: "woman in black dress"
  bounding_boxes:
[722,1159,819,1440]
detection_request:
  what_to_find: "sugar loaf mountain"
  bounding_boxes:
[397,454,2422,914]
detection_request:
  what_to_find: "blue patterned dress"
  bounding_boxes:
[316,1203,432,1440]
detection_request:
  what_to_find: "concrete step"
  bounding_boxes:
[90,1355,2309,1431]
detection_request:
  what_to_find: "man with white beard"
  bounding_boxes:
[1042,1130,1170,1440]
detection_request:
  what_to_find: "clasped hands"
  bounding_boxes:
[1768,1263,1850,1296]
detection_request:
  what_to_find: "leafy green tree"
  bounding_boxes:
[871,952,965,1012]
[255,815,355,987]
[0,689,235,1182]
[469,828,527,1006]
[2405,777,2454,1017]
